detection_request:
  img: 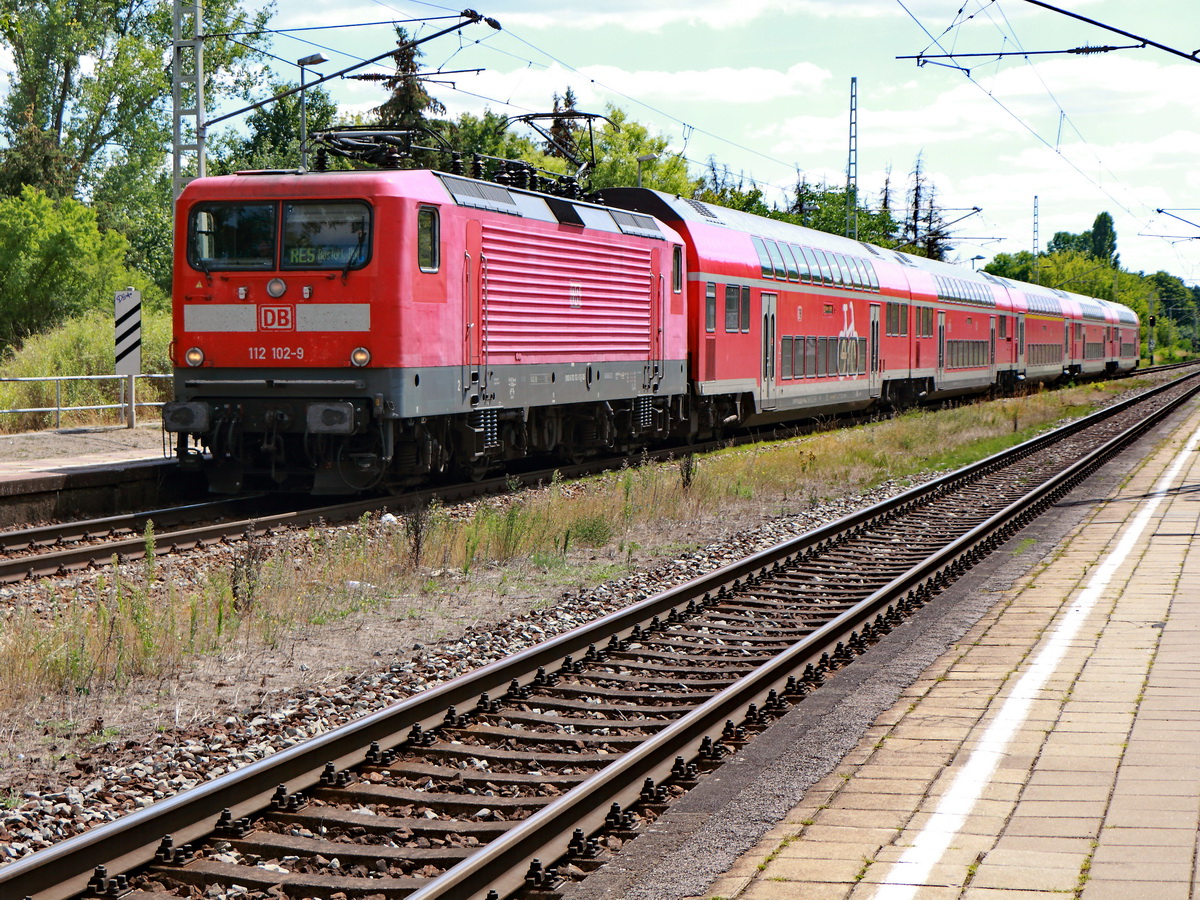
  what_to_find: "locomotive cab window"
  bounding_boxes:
[673,245,683,293]
[282,201,371,271]
[417,206,440,273]
[189,203,277,270]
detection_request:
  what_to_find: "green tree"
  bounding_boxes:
[1046,212,1119,267]
[209,82,340,174]
[1089,211,1118,266]
[91,164,174,296]
[0,186,162,351]
[983,250,1038,283]
[696,162,772,215]
[1047,230,1090,256]
[0,0,273,200]
[579,107,699,195]
[1041,250,1119,299]
[438,109,550,171]
[357,27,446,131]
[774,175,900,247]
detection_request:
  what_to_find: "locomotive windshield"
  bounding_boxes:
[282,201,371,270]
[188,201,371,272]
[190,203,276,269]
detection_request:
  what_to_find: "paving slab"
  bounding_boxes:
[664,395,1200,900]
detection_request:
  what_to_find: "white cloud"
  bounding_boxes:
[495,0,904,33]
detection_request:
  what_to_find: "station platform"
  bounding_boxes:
[0,424,170,478]
[0,425,179,526]
[689,398,1200,897]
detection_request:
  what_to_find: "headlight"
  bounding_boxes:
[350,347,371,367]
[185,347,205,367]
[267,277,287,298]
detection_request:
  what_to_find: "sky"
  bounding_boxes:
[250,0,1200,284]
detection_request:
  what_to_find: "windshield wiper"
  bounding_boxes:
[341,231,366,283]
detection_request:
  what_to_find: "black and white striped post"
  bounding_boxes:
[114,287,142,427]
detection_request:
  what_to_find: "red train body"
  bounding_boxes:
[163,168,1139,493]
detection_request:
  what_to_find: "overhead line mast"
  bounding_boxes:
[172,1,205,200]
[846,77,858,241]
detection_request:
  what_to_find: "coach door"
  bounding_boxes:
[648,270,664,390]
[761,292,778,409]
[1017,314,1026,367]
[869,303,881,396]
[937,310,947,386]
[990,315,997,377]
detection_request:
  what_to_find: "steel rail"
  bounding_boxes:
[0,497,267,552]
[0,435,732,585]
[402,372,1200,900]
[2,372,1196,900]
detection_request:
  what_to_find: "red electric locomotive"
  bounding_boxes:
[163,161,1139,494]
[163,169,688,492]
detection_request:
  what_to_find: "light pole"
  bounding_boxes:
[636,152,658,188]
[971,255,985,270]
[297,53,328,170]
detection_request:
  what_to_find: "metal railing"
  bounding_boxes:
[0,373,173,428]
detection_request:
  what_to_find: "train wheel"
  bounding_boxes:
[335,441,385,492]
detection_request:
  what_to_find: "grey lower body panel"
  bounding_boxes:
[174,360,688,419]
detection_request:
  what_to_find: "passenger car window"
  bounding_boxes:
[751,236,774,278]
[765,241,788,280]
[781,244,800,281]
[725,285,740,332]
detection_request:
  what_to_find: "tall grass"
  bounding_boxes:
[0,378,1142,708]
[0,308,172,432]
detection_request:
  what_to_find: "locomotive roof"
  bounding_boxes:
[183,168,684,245]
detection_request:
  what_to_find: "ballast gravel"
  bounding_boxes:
[0,477,923,866]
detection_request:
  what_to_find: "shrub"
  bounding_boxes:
[0,308,172,431]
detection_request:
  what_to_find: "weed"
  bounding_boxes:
[228,533,261,613]
[853,858,873,882]
[572,514,614,548]
[678,452,696,492]
[405,501,432,566]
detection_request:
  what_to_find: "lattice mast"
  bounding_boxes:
[1033,195,1040,284]
[172,1,205,199]
[845,77,858,240]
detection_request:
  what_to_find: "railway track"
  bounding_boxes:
[0,431,739,586]
[4,364,1192,588]
[5,370,1197,900]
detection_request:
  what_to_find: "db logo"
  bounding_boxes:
[259,305,294,331]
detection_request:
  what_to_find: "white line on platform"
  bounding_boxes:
[870,421,1200,899]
